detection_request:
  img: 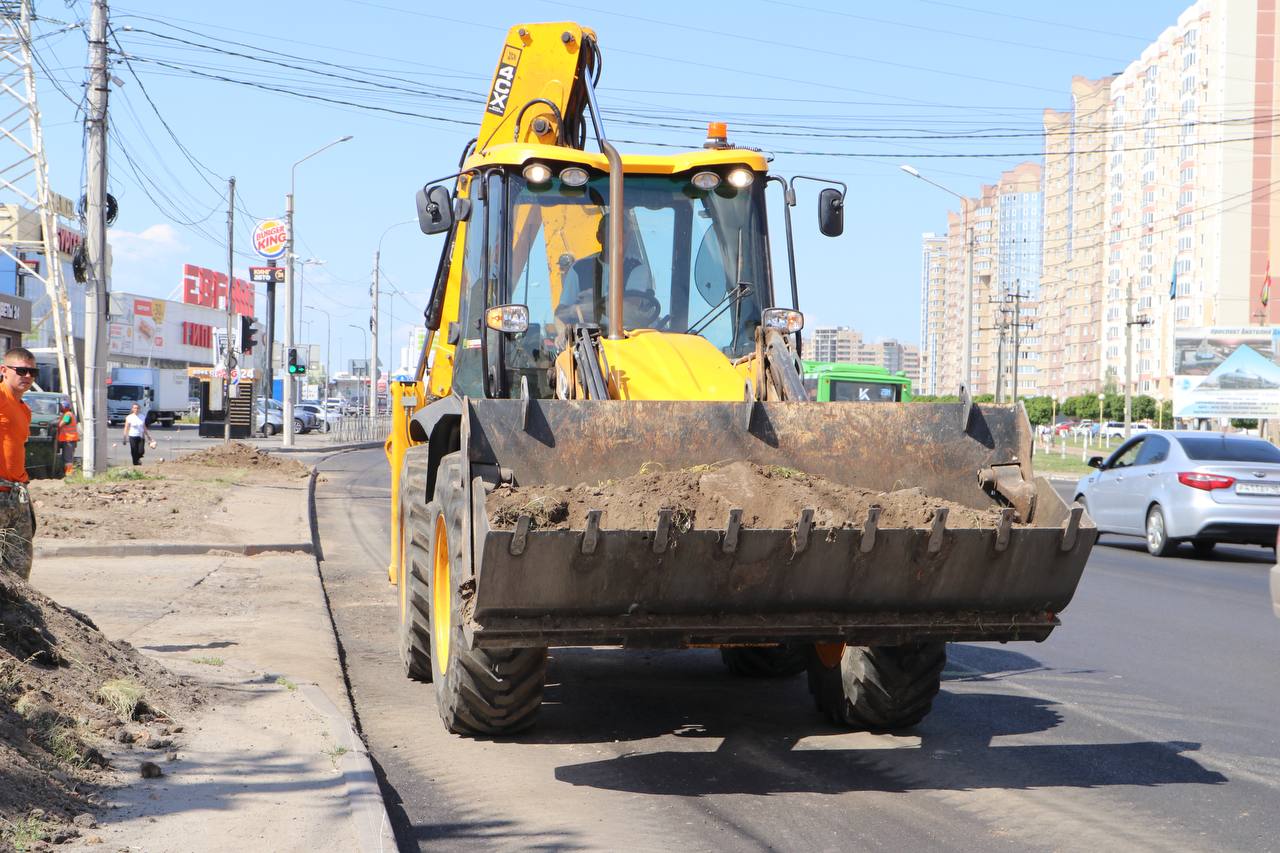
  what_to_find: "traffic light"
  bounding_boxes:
[240,316,261,353]
[287,347,306,375]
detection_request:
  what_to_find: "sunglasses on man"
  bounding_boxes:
[2,366,37,377]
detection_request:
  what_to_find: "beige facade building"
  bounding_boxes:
[917,163,1043,399]
[1100,0,1280,400]
[808,325,921,388]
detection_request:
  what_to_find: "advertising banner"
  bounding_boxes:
[1172,326,1280,418]
[108,292,225,364]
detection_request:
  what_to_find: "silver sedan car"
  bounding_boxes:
[1074,430,1280,557]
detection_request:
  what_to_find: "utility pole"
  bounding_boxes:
[1123,277,1152,439]
[962,211,974,394]
[223,177,235,443]
[82,0,109,476]
[370,250,379,417]
[283,189,295,447]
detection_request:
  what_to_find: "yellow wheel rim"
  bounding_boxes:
[432,513,450,673]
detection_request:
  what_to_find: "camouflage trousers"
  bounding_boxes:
[0,486,34,581]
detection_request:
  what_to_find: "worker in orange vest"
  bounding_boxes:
[57,398,78,476]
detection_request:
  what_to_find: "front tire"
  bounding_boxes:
[261,422,277,437]
[398,447,432,681]
[807,643,946,731]
[721,645,808,678]
[1145,504,1178,557]
[429,453,547,735]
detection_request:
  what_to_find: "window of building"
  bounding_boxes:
[1179,212,1193,229]
[1183,50,1196,70]
[1177,303,1191,320]
[1179,189,1195,206]
[1180,165,1195,183]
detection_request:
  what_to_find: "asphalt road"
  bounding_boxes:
[314,450,1280,852]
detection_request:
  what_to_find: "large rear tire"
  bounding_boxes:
[429,453,547,735]
[807,642,946,731]
[720,645,808,678]
[397,446,432,681]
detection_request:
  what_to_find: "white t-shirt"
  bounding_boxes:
[124,413,147,438]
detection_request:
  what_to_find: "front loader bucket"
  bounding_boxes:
[458,399,1094,649]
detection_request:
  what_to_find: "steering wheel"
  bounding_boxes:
[554,287,663,329]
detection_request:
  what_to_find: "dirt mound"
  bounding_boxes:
[488,460,1007,531]
[0,571,202,844]
[163,442,309,477]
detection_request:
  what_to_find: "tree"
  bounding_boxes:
[1022,396,1054,426]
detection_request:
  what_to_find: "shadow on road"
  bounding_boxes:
[1096,537,1273,564]
[526,646,1226,797]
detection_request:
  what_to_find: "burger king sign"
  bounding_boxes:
[252,218,289,260]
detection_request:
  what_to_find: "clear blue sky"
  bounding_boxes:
[31,0,1194,370]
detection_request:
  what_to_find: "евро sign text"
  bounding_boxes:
[182,263,255,315]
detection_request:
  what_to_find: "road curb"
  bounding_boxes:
[299,683,394,853]
[302,445,396,852]
[34,541,313,558]
[264,440,383,455]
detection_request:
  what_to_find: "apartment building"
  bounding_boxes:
[916,163,1043,399]
[918,232,947,394]
[807,326,863,363]
[1101,0,1280,398]
[808,326,921,388]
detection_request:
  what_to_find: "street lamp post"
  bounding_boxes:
[284,135,352,447]
[349,323,368,413]
[901,164,975,394]
[373,219,415,416]
[297,258,325,341]
[305,305,332,387]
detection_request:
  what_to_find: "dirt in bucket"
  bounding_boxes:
[487,460,1009,532]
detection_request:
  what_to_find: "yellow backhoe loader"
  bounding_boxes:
[383,22,1095,736]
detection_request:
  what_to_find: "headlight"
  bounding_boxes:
[560,166,589,187]
[761,307,804,334]
[726,168,754,188]
[485,304,530,334]
[691,171,721,191]
[522,163,552,185]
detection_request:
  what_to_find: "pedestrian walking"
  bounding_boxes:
[0,347,37,580]
[122,403,155,466]
[57,398,78,477]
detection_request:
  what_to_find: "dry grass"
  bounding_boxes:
[97,678,146,720]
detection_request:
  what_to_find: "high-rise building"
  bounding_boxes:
[808,326,863,363]
[918,232,947,395]
[915,163,1042,399]
[1101,0,1280,400]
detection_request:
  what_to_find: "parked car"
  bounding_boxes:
[253,400,283,437]
[1053,420,1075,435]
[1102,421,1150,439]
[296,402,339,433]
[1072,420,1097,437]
[23,391,66,479]
[1074,430,1280,557]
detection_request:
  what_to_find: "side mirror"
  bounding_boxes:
[818,187,844,237]
[416,185,454,235]
[1087,456,1105,469]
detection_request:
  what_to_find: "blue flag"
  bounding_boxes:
[1169,264,1177,300]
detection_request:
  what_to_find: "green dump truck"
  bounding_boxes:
[802,360,913,403]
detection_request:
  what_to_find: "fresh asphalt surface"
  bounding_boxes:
[315,449,1280,852]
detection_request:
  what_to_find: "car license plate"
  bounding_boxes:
[1235,482,1280,496]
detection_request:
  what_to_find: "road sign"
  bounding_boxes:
[249,266,286,284]
[252,219,289,260]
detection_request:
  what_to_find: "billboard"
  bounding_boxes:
[1172,326,1280,418]
[108,293,227,365]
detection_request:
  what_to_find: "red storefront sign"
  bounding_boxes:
[181,321,213,348]
[181,263,255,315]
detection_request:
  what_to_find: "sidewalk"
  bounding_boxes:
[25,461,391,852]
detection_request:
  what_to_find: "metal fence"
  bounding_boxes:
[327,414,390,445]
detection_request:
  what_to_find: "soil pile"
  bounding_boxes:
[162,442,309,477]
[488,460,1007,531]
[0,571,201,846]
